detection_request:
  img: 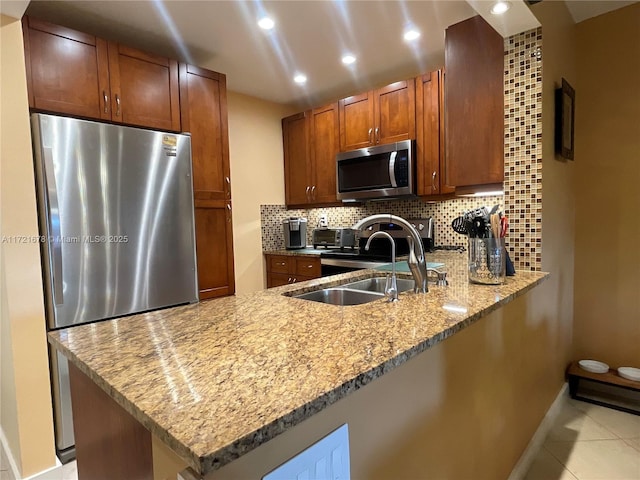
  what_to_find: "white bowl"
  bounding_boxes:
[617,367,640,382]
[578,359,609,374]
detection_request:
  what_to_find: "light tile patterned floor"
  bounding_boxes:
[524,397,640,480]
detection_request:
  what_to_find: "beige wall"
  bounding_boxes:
[0,15,57,477]
[529,0,577,379]
[226,92,293,294]
[572,4,640,367]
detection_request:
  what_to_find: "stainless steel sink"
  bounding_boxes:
[294,288,384,306]
[340,277,414,294]
[291,276,414,306]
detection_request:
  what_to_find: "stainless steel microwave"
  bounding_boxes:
[336,140,415,201]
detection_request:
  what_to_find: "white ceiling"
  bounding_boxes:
[564,0,637,23]
[6,1,631,108]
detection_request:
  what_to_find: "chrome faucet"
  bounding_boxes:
[353,214,428,293]
[365,231,398,302]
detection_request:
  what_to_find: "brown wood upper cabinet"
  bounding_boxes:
[22,16,181,132]
[283,103,339,206]
[338,79,416,151]
[444,16,504,188]
[180,64,235,300]
[415,70,454,198]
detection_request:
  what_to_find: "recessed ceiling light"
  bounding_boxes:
[293,73,307,85]
[342,54,356,65]
[490,1,511,15]
[257,16,275,30]
[403,29,421,42]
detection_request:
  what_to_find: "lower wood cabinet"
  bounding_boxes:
[195,200,235,300]
[265,254,321,288]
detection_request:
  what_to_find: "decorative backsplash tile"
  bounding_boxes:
[262,27,542,271]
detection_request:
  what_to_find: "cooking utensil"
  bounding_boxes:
[490,214,500,238]
[500,216,509,238]
[451,216,467,234]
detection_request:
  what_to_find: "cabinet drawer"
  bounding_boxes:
[267,272,293,288]
[268,256,292,274]
[295,258,321,277]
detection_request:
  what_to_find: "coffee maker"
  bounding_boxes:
[283,217,307,249]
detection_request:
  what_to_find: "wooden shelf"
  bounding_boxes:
[566,361,640,416]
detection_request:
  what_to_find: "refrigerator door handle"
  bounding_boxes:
[43,147,64,305]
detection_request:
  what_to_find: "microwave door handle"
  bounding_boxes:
[388,151,398,187]
[43,147,64,305]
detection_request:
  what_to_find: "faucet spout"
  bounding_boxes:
[353,214,428,293]
[365,231,398,302]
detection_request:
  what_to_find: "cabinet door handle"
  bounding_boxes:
[288,277,292,283]
[225,176,231,197]
[227,203,232,222]
[375,127,380,144]
[368,128,373,145]
[305,186,310,201]
[292,277,297,283]
[311,185,316,200]
[115,94,121,117]
[277,262,286,266]
[103,91,109,114]
[432,171,438,191]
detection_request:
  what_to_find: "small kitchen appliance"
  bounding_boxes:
[283,217,307,249]
[312,228,356,249]
[336,140,415,201]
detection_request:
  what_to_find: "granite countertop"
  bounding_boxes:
[48,251,548,476]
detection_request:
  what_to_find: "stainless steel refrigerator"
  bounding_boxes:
[31,113,199,462]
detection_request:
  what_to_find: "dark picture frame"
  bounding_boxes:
[555,78,575,160]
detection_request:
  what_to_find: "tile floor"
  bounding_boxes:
[0,446,76,480]
[1,396,638,480]
[523,396,640,480]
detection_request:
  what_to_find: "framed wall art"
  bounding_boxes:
[555,78,575,160]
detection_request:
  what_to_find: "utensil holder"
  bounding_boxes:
[468,238,506,285]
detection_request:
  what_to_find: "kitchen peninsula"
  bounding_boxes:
[48,251,548,479]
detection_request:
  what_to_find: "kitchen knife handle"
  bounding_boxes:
[43,147,64,305]
[103,91,109,114]
[115,94,121,116]
[432,171,437,191]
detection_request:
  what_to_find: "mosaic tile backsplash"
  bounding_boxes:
[262,27,542,271]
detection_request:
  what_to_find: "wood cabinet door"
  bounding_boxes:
[374,79,416,145]
[194,200,235,300]
[445,15,504,187]
[107,43,181,132]
[339,92,374,151]
[180,64,230,201]
[283,112,311,206]
[309,103,339,204]
[22,17,111,121]
[415,70,454,197]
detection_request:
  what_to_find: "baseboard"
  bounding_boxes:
[507,382,568,480]
[0,427,63,480]
[1,427,21,480]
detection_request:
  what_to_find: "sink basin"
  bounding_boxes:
[341,277,414,294]
[294,288,384,306]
